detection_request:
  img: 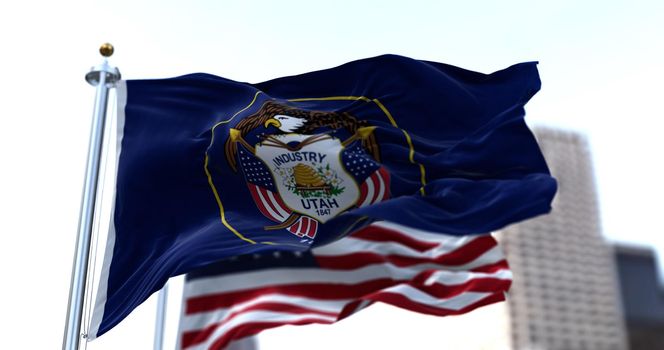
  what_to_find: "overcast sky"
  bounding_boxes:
[1,1,662,349]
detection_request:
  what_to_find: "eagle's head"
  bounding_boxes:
[264,114,307,133]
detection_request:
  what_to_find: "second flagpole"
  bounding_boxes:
[153,283,169,350]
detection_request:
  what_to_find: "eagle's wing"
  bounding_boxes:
[300,112,381,162]
[224,105,275,172]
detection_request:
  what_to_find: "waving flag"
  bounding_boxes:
[89,54,556,339]
[178,222,512,349]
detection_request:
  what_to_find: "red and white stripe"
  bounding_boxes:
[247,184,319,238]
[358,167,390,207]
[178,221,512,350]
[247,184,291,222]
[287,216,318,238]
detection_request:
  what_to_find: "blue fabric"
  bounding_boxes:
[95,54,556,337]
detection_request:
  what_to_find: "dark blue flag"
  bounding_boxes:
[89,55,556,339]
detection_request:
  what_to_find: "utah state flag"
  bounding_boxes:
[89,54,556,339]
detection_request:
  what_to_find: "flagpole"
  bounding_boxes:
[153,283,169,350]
[63,43,121,350]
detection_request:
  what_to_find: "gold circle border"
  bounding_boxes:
[204,92,427,245]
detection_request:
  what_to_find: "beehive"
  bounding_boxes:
[293,163,326,188]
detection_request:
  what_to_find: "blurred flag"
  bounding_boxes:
[178,222,512,349]
[89,55,556,339]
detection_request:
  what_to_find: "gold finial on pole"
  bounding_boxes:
[85,44,121,86]
[99,43,114,57]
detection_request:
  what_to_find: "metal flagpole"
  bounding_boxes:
[153,283,169,350]
[63,43,121,350]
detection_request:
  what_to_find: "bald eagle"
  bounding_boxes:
[225,101,380,172]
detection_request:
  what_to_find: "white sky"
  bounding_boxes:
[1,1,662,349]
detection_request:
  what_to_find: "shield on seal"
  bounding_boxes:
[255,133,360,223]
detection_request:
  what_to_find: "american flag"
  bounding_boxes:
[239,148,308,233]
[239,146,389,238]
[177,221,512,349]
[342,145,390,206]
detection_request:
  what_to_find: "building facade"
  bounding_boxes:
[499,128,628,350]
[614,244,664,350]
